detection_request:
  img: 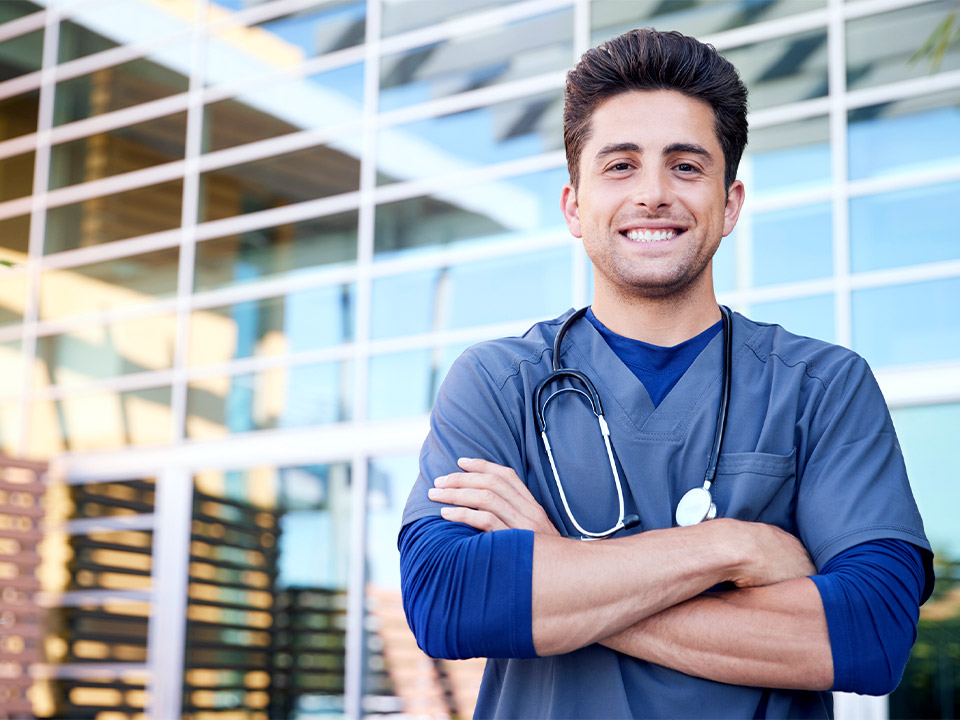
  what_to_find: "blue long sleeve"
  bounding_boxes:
[399,516,537,660]
[811,539,929,696]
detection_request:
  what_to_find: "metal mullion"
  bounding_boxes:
[845,69,960,110]
[183,344,354,384]
[364,318,555,357]
[40,227,181,271]
[32,662,151,679]
[200,43,365,105]
[0,197,31,222]
[32,299,179,339]
[849,258,960,291]
[0,71,42,103]
[205,0,340,32]
[372,149,567,206]
[195,120,362,174]
[721,279,838,309]
[878,362,960,409]
[47,93,191,146]
[847,165,960,198]
[189,266,358,312]
[842,0,940,21]
[828,0,852,350]
[17,4,60,458]
[377,70,566,129]
[0,134,42,161]
[32,370,177,403]
[192,189,362,243]
[702,7,830,52]
[0,9,46,43]
[38,589,152,607]
[748,97,832,129]
[747,187,836,213]
[40,158,187,210]
[379,0,574,57]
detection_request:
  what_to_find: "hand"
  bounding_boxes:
[427,458,560,535]
[714,519,816,587]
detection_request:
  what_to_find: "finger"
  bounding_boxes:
[457,458,527,491]
[428,486,516,520]
[435,471,532,510]
[440,506,507,532]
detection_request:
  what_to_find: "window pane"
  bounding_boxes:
[39,247,180,320]
[381,0,509,36]
[0,215,29,327]
[186,463,351,715]
[30,386,172,455]
[714,227,736,294]
[752,203,832,286]
[723,29,828,111]
[847,0,960,92]
[365,453,486,716]
[0,340,21,396]
[749,294,835,344]
[379,9,573,112]
[0,272,27,328]
[201,63,363,153]
[53,46,191,126]
[377,89,563,185]
[849,93,960,181]
[186,361,352,438]
[0,150,35,201]
[0,29,43,81]
[44,180,183,253]
[35,314,176,389]
[199,142,360,222]
[368,344,469,420]
[371,248,571,340]
[194,211,358,292]
[57,18,119,63]
[852,277,960,367]
[0,1,42,24]
[0,89,40,141]
[0,402,20,453]
[591,0,826,43]
[49,112,187,190]
[745,116,830,196]
[189,284,354,367]
[850,182,960,273]
[374,166,568,258]
[205,1,365,86]
[888,403,960,719]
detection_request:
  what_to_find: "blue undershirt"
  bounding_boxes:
[399,311,931,694]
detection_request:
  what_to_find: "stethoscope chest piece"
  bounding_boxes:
[675,484,717,527]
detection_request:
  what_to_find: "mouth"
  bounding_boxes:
[620,227,686,243]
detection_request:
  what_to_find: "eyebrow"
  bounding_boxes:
[593,141,716,165]
[594,142,641,160]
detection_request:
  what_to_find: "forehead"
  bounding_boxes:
[583,89,720,156]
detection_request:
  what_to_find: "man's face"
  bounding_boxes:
[561,89,744,303]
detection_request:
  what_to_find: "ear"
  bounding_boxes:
[561,182,582,238]
[722,180,745,237]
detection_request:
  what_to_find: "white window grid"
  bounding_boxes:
[3,0,959,716]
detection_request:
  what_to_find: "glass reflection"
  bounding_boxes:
[0,89,40,142]
[205,1,365,86]
[850,182,960,273]
[57,18,119,62]
[368,344,468,420]
[44,180,184,253]
[189,284,354,367]
[852,277,960,368]
[374,166,568,258]
[889,404,960,719]
[849,93,960,181]
[202,64,363,153]
[185,463,351,717]
[752,203,832,286]
[199,142,360,222]
[365,454,486,716]
[381,0,510,36]
[377,89,563,185]
[0,341,21,396]
[35,313,176,388]
[847,0,960,92]
[53,46,191,126]
[0,28,42,81]
[371,247,572,340]
[194,211,358,292]
[590,0,826,44]
[379,9,573,112]
[49,112,187,190]
[186,361,352,438]
[39,247,180,321]
[714,227,737,294]
[0,402,19,454]
[746,116,830,196]
[0,151,35,201]
[29,386,172,456]
[749,294,834,344]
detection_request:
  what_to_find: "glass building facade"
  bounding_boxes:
[0,0,958,717]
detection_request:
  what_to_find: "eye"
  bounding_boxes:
[607,161,634,173]
[675,162,698,173]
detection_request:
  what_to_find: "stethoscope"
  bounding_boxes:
[533,305,733,539]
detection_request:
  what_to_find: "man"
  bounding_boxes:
[398,29,932,718]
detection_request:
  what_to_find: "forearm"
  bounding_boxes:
[600,577,833,690]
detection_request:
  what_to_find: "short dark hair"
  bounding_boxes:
[563,28,748,191]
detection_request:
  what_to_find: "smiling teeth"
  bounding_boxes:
[626,228,678,242]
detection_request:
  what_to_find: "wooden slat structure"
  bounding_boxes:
[0,454,48,720]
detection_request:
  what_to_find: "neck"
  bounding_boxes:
[590,282,721,346]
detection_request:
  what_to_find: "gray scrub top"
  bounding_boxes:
[401,309,930,719]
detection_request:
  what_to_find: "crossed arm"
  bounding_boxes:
[425,457,833,690]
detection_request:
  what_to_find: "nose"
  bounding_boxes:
[631,168,672,209]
